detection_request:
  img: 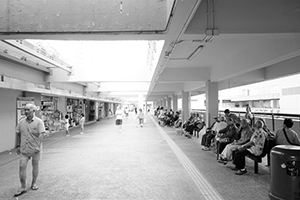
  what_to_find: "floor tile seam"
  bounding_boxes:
[150,116,224,200]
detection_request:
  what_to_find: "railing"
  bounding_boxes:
[192,109,300,135]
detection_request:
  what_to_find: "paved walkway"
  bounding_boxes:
[0,113,271,200]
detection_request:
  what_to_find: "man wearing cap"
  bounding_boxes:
[14,103,46,197]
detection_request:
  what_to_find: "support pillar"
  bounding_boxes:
[162,98,167,109]
[182,91,190,123]
[138,94,144,110]
[172,94,178,111]
[167,97,172,111]
[205,81,219,127]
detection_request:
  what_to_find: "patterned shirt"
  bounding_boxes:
[16,116,45,154]
[248,128,266,156]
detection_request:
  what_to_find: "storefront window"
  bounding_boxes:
[66,98,84,126]
[41,96,61,132]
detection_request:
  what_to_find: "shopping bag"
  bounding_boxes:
[143,118,146,124]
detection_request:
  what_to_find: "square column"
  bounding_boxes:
[167,97,172,111]
[181,91,190,123]
[205,81,219,127]
[162,98,167,109]
[172,94,178,111]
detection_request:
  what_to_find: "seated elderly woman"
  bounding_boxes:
[215,117,240,155]
[192,114,205,134]
[232,119,267,175]
[218,118,253,164]
[182,113,200,138]
[174,111,182,128]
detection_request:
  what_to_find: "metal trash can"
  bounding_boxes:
[269,145,300,200]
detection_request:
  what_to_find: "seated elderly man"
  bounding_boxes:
[232,119,267,175]
[202,116,227,151]
[275,118,300,145]
[218,118,253,164]
[201,115,219,149]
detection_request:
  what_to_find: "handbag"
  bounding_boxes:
[283,128,300,146]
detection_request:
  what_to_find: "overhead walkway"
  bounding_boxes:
[0,112,270,200]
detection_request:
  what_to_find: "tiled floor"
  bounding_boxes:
[0,113,272,200]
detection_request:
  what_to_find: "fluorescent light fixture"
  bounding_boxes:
[187,45,204,61]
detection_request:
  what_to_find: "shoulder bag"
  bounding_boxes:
[283,128,300,146]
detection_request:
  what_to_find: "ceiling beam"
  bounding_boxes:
[158,67,210,82]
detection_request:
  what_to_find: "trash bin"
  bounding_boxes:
[269,145,300,200]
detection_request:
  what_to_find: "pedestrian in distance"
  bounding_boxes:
[64,114,70,137]
[80,113,85,134]
[115,105,123,132]
[124,107,129,119]
[14,103,46,197]
[137,108,145,127]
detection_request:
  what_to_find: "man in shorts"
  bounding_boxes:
[14,103,46,197]
[115,105,123,132]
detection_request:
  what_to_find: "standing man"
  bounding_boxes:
[14,103,46,197]
[115,105,123,132]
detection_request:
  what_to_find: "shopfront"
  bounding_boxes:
[66,98,84,127]
[84,100,96,122]
[40,95,61,132]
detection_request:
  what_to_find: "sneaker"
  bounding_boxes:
[203,147,210,151]
[80,132,84,134]
[235,168,247,175]
[220,157,228,162]
[66,134,70,137]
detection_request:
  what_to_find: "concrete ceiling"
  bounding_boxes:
[0,0,300,103]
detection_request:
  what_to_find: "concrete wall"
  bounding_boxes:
[52,82,84,94]
[0,58,45,83]
[0,88,22,152]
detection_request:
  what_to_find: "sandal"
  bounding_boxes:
[31,184,39,190]
[14,190,27,197]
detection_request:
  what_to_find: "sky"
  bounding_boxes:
[26,39,164,102]
[28,40,154,81]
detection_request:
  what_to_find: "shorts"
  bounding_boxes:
[139,118,144,124]
[116,119,122,125]
[20,151,41,161]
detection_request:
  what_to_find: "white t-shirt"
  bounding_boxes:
[116,109,123,120]
[80,117,85,125]
[212,121,227,133]
[64,119,70,129]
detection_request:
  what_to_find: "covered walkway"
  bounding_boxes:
[0,112,270,200]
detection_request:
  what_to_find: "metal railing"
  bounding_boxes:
[192,109,300,135]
